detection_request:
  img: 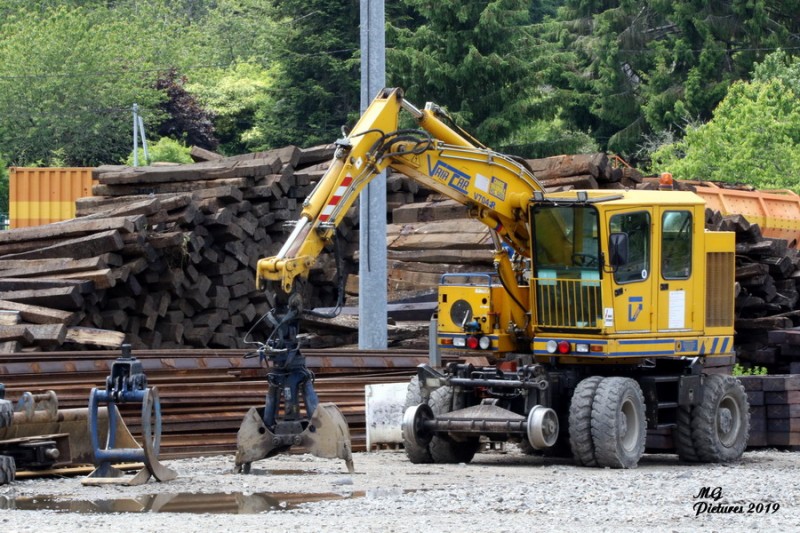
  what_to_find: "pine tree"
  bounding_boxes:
[387,0,540,148]
[256,0,360,149]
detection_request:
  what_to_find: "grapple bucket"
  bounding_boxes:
[0,390,136,467]
[235,402,354,473]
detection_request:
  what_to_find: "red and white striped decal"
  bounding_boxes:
[319,175,354,222]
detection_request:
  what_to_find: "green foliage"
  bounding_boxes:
[254,0,360,149]
[733,363,768,376]
[125,137,193,166]
[188,62,276,155]
[388,0,541,148]
[0,2,212,166]
[550,1,800,159]
[502,116,599,158]
[650,51,800,190]
[0,154,8,217]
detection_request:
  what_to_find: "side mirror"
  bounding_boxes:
[609,232,629,266]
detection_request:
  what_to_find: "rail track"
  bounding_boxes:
[0,348,444,457]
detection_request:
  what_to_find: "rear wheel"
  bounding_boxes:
[402,376,433,464]
[0,455,15,486]
[569,376,603,466]
[674,406,700,462]
[428,387,480,464]
[692,374,749,463]
[591,377,646,469]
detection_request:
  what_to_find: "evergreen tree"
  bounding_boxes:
[255,0,360,149]
[387,0,541,149]
[551,0,800,158]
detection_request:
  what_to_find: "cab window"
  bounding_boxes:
[609,212,650,284]
[661,211,692,279]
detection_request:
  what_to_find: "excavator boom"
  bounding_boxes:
[256,87,543,296]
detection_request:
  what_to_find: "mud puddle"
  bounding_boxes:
[0,487,418,514]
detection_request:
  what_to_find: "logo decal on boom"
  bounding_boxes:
[428,156,470,195]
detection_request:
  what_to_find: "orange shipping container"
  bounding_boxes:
[9,167,95,228]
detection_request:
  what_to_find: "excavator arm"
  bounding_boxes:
[256,88,543,302]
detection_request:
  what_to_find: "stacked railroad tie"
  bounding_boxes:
[0,145,422,351]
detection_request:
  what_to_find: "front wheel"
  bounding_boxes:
[590,377,646,469]
[428,387,480,464]
[569,376,604,466]
[402,376,433,464]
[0,455,15,486]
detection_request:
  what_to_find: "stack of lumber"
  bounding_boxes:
[706,212,800,373]
[525,152,643,191]
[0,146,375,351]
[739,375,800,448]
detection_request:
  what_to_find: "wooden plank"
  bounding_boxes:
[392,200,470,224]
[25,323,67,346]
[387,219,492,250]
[0,310,21,325]
[525,153,608,180]
[0,299,79,325]
[0,230,124,260]
[0,216,142,244]
[48,269,117,290]
[92,177,251,197]
[65,327,126,348]
[0,286,84,309]
[0,325,34,343]
[76,196,163,218]
[190,145,223,162]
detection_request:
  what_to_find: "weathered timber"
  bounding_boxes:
[0,216,143,244]
[93,177,251,197]
[0,325,34,343]
[0,230,124,260]
[525,153,609,181]
[0,311,20,325]
[0,299,79,325]
[0,286,84,309]
[65,327,126,348]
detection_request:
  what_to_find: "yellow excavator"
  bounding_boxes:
[236,87,749,470]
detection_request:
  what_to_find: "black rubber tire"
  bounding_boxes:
[590,377,647,469]
[0,399,12,430]
[0,455,15,486]
[569,376,604,466]
[428,386,479,464]
[691,374,750,463]
[403,376,434,464]
[674,406,700,462]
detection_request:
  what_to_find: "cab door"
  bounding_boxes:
[656,209,696,332]
[607,210,654,333]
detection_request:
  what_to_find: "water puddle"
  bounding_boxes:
[0,488,420,514]
[1,491,364,514]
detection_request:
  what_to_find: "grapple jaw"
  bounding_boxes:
[235,403,354,474]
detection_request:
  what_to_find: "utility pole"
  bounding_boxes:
[358,0,387,349]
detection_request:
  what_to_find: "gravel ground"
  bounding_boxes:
[1,447,798,532]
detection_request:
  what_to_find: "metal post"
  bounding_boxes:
[138,115,149,165]
[132,104,139,167]
[358,0,387,349]
[429,313,441,367]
